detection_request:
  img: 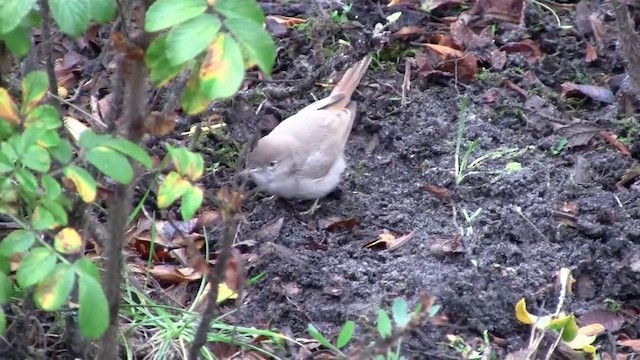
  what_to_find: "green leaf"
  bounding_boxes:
[15,168,37,193]
[63,165,96,203]
[377,309,392,339]
[167,145,203,180]
[0,256,10,275]
[181,185,202,220]
[224,18,275,74]
[102,138,152,169]
[307,324,334,350]
[0,26,30,56]
[48,139,73,164]
[20,9,41,28]
[89,0,116,24]
[145,34,186,87]
[34,263,75,311]
[336,320,355,349]
[85,146,133,184]
[74,258,108,339]
[49,0,90,37]
[213,0,264,24]
[16,247,57,288]
[180,70,212,115]
[0,272,12,304]
[157,171,190,208]
[0,230,36,256]
[25,105,62,129]
[391,298,410,327]
[1,141,18,163]
[41,199,68,226]
[166,14,221,66]
[21,145,51,173]
[0,311,5,334]
[0,151,13,173]
[36,130,61,149]
[197,33,244,100]
[54,227,81,254]
[19,125,45,154]
[32,204,57,230]
[77,129,104,149]
[21,71,48,115]
[0,88,20,125]
[0,0,36,34]
[42,175,62,199]
[145,0,207,32]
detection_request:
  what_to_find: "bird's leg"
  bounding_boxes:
[300,198,321,216]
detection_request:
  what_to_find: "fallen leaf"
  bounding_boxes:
[364,230,416,251]
[257,216,285,240]
[560,82,615,103]
[579,309,625,333]
[467,0,525,25]
[500,39,544,64]
[143,111,176,136]
[617,339,640,351]
[429,234,463,256]
[319,217,357,231]
[422,184,452,202]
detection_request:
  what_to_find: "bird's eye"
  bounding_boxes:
[268,161,278,168]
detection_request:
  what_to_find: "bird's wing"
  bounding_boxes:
[285,108,355,180]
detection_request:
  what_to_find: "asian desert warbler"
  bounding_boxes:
[245,54,372,214]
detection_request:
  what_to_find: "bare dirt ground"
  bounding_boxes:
[206,0,640,358]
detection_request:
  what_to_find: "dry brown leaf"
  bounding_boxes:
[500,39,544,64]
[468,0,525,25]
[365,230,416,251]
[143,111,177,136]
[618,339,640,351]
[560,82,615,103]
[429,235,463,256]
[319,217,357,231]
[422,184,452,202]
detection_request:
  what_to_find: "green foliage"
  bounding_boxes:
[307,297,439,359]
[144,0,275,114]
[157,145,204,220]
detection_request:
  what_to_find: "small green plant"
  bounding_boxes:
[551,137,568,155]
[603,298,621,313]
[453,98,528,185]
[446,330,495,360]
[307,297,441,359]
[330,4,352,24]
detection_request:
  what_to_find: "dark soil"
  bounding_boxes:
[199,0,640,358]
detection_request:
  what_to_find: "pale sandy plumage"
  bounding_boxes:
[246,55,372,209]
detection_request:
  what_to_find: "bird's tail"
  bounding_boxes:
[327,54,372,110]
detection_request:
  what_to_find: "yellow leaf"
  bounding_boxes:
[54,227,82,254]
[0,88,20,125]
[579,323,605,336]
[217,282,237,304]
[63,165,97,203]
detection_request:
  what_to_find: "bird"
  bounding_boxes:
[245,54,372,214]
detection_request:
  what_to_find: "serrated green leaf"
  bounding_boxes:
[89,0,116,24]
[102,138,152,169]
[75,258,108,339]
[24,104,62,129]
[391,298,410,327]
[49,0,90,37]
[197,33,244,100]
[145,0,207,32]
[157,171,190,208]
[181,185,202,220]
[85,146,133,184]
[32,204,57,230]
[0,230,36,256]
[21,71,48,115]
[336,320,355,349]
[224,18,275,74]
[42,175,62,199]
[166,13,221,66]
[34,263,75,311]
[0,272,12,304]
[0,0,36,34]
[0,26,30,56]
[15,168,37,193]
[22,145,51,173]
[48,138,73,164]
[213,0,264,24]
[377,310,392,339]
[16,247,56,288]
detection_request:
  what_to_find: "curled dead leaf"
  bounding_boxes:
[365,230,416,251]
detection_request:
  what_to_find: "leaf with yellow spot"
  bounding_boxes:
[166,145,203,180]
[32,205,57,230]
[547,314,578,341]
[54,227,82,254]
[198,33,244,99]
[34,263,75,311]
[157,171,190,208]
[21,71,48,115]
[181,184,203,220]
[0,89,20,125]
[63,165,97,203]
